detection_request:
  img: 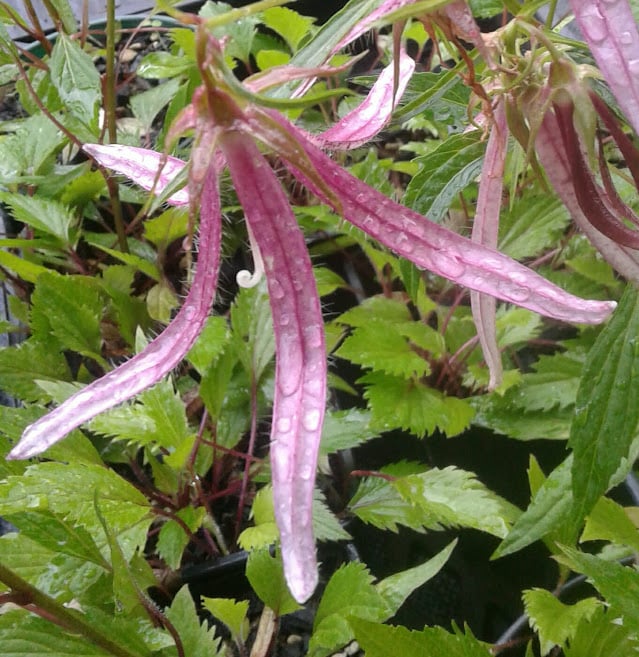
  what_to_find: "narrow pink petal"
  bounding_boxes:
[536,109,639,285]
[221,132,326,604]
[336,0,416,51]
[267,112,616,324]
[569,0,639,136]
[442,0,492,65]
[470,102,507,389]
[83,144,189,206]
[315,49,415,149]
[7,165,221,460]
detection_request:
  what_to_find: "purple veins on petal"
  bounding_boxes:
[270,112,616,325]
[569,0,639,136]
[221,131,326,604]
[536,109,639,285]
[83,144,190,206]
[7,162,222,460]
[316,49,415,150]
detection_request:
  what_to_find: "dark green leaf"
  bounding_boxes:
[319,409,379,456]
[350,618,492,657]
[569,285,639,527]
[49,33,101,126]
[404,132,484,223]
[245,548,300,616]
[558,546,639,634]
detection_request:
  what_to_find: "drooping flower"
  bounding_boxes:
[7,14,617,604]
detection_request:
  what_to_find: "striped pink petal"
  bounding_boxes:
[221,131,326,604]
[268,112,616,325]
[8,154,221,459]
[569,0,639,136]
[470,101,507,389]
[315,49,415,149]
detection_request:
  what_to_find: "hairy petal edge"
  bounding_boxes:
[222,131,326,604]
[8,161,221,459]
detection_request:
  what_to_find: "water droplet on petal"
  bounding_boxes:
[620,31,634,45]
[629,59,639,76]
[429,248,467,279]
[279,314,291,326]
[578,6,607,43]
[497,280,531,303]
[277,417,292,433]
[270,280,285,300]
[361,215,378,234]
[303,409,321,431]
[304,325,323,349]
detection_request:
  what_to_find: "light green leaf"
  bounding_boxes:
[309,562,389,657]
[395,467,519,539]
[88,242,161,281]
[262,6,315,51]
[569,285,639,527]
[186,316,229,375]
[523,588,601,656]
[314,266,348,297]
[157,507,206,570]
[563,606,639,657]
[499,195,571,260]
[31,272,105,362]
[361,371,475,437]
[337,323,431,377]
[5,510,108,568]
[143,206,189,250]
[165,586,222,657]
[377,540,457,616]
[319,409,379,456]
[0,194,77,244]
[350,618,492,657]
[404,132,484,223]
[558,546,639,634]
[129,78,182,136]
[581,497,639,552]
[0,249,49,283]
[245,548,301,616]
[0,340,71,402]
[49,33,101,126]
[337,295,413,327]
[201,598,249,645]
[0,612,113,657]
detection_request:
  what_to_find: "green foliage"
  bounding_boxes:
[246,548,301,616]
[523,589,601,656]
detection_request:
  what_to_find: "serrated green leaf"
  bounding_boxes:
[494,456,574,558]
[336,295,412,327]
[165,586,222,657]
[186,316,229,375]
[157,507,206,570]
[569,285,639,528]
[361,371,474,437]
[245,548,300,616]
[581,497,639,553]
[0,463,151,556]
[262,6,315,51]
[5,510,108,568]
[231,281,275,382]
[337,323,431,377]
[143,206,189,250]
[558,546,639,633]
[201,598,249,644]
[523,588,601,656]
[0,249,49,283]
[495,307,542,348]
[0,193,77,244]
[0,612,113,657]
[394,467,519,539]
[350,618,492,657]
[377,539,457,616]
[563,606,639,657]
[88,242,161,281]
[499,195,571,260]
[404,132,484,223]
[89,379,192,456]
[31,272,105,362]
[314,266,348,297]
[309,562,389,656]
[201,1,258,63]
[313,489,351,542]
[129,78,182,136]
[49,33,101,126]
[319,409,379,456]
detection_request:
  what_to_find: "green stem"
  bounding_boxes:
[0,562,149,657]
[103,0,128,253]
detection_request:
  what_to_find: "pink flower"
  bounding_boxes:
[7,24,616,604]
